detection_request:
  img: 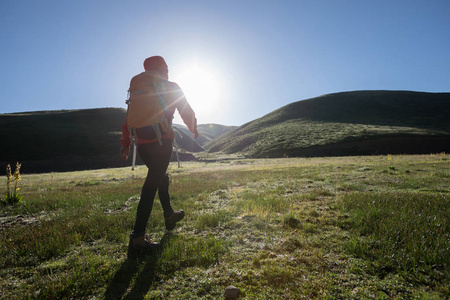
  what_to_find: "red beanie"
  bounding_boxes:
[143,56,167,71]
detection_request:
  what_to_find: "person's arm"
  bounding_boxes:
[170,82,198,138]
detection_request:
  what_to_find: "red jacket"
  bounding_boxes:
[121,81,197,148]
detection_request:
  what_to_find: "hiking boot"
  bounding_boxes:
[165,210,185,231]
[127,234,159,259]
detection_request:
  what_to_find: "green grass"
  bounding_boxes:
[341,191,449,284]
[0,154,449,299]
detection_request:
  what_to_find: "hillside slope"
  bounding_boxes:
[174,123,238,147]
[207,91,450,157]
[0,108,233,173]
[0,108,128,172]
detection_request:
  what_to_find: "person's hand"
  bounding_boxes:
[120,146,130,161]
[193,130,199,139]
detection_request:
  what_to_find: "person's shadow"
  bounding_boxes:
[104,232,174,300]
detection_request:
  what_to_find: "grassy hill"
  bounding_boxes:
[206,90,450,157]
[0,108,127,173]
[2,90,449,173]
[0,108,233,173]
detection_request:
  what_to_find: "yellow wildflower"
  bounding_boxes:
[3,162,23,205]
[13,162,21,182]
[6,164,12,182]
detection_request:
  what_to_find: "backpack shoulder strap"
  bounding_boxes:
[152,80,170,146]
[152,81,169,115]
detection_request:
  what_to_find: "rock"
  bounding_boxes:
[224,285,241,299]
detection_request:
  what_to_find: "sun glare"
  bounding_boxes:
[173,64,221,123]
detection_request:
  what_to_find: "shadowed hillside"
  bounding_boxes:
[207,91,450,157]
[172,125,204,153]
[0,108,232,173]
[0,108,127,173]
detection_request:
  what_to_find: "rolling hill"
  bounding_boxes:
[0,108,234,173]
[0,108,126,173]
[1,90,449,173]
[206,90,450,157]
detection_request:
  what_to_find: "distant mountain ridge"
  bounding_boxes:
[206,90,450,157]
[173,123,237,151]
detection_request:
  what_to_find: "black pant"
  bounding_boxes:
[132,139,174,237]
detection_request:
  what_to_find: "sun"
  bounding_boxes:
[172,64,221,123]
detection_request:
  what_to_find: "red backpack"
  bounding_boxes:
[126,70,172,145]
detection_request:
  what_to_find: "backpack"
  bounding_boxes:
[126,70,171,145]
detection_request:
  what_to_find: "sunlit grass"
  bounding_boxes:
[341,191,449,283]
[0,155,448,299]
[157,234,227,274]
[194,209,229,230]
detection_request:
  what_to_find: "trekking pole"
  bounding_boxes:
[174,138,180,168]
[131,128,137,171]
[173,127,182,168]
[132,141,137,171]
[125,91,138,171]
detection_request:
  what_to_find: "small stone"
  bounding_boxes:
[224,285,241,299]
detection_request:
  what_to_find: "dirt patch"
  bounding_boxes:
[0,215,40,230]
[103,195,140,215]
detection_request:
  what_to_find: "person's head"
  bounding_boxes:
[143,56,169,80]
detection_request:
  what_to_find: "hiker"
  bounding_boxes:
[120,56,198,258]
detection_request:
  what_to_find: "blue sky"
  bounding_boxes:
[1,1,449,126]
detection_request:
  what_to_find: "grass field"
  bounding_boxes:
[1,154,449,299]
